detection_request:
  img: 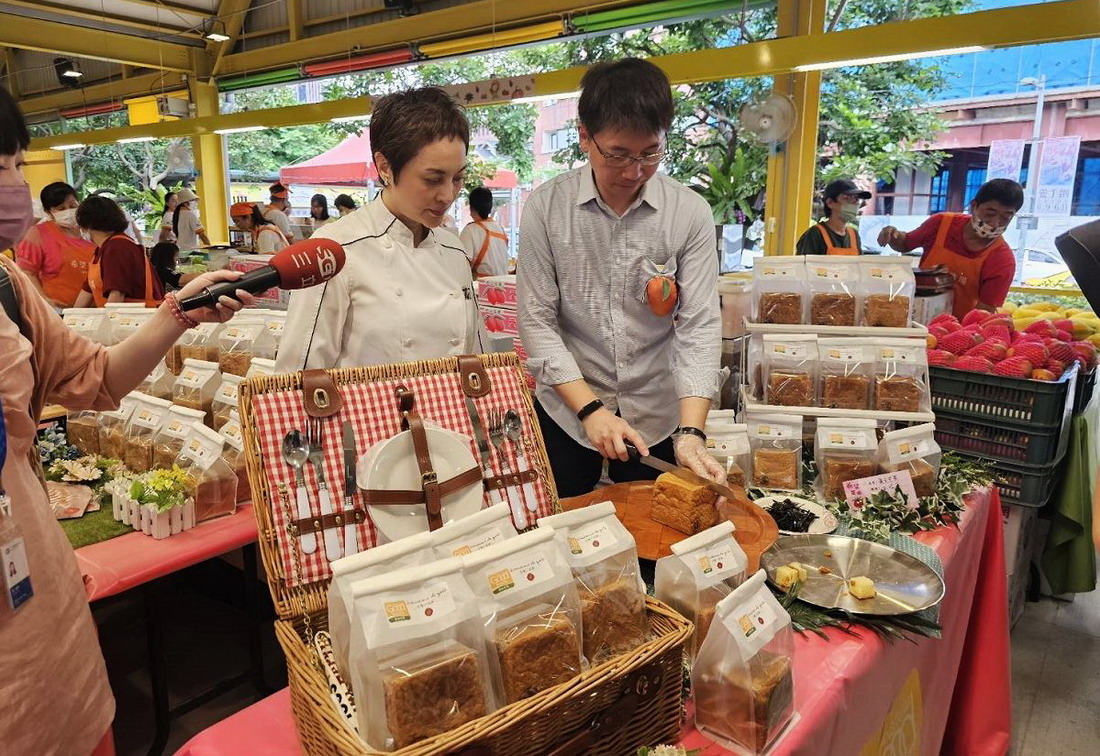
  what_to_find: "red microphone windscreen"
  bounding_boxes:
[268,238,347,289]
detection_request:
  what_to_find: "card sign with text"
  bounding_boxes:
[843,470,919,509]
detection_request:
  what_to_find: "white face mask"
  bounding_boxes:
[52,207,78,228]
[970,216,1005,241]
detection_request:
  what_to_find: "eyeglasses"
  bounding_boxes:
[589,135,665,168]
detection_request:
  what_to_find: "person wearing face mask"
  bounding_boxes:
[277,87,482,371]
[171,187,210,251]
[878,178,1024,317]
[263,182,297,243]
[795,179,870,256]
[517,58,725,497]
[0,84,257,756]
[13,181,95,307]
[74,195,164,307]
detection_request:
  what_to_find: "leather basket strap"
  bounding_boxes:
[396,385,444,531]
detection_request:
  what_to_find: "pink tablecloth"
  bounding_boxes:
[77,503,258,602]
[173,490,1010,756]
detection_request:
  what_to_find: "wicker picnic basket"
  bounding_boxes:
[239,353,693,756]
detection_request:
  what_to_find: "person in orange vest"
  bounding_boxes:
[459,186,510,277]
[14,181,96,307]
[72,196,163,307]
[231,202,290,255]
[877,178,1023,317]
[795,179,870,256]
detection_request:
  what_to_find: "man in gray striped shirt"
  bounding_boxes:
[517,58,725,498]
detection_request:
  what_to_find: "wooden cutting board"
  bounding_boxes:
[560,481,777,572]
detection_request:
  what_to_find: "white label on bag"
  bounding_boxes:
[880,346,922,363]
[178,368,203,387]
[488,553,552,595]
[382,580,456,626]
[826,347,866,362]
[898,439,926,456]
[735,598,778,639]
[824,432,867,448]
[221,421,244,451]
[754,424,797,439]
[567,522,617,557]
[449,530,506,557]
[770,343,808,359]
[266,320,284,335]
[163,418,189,438]
[216,382,240,403]
[689,542,742,581]
[130,407,164,430]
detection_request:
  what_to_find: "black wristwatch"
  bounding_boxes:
[675,425,707,442]
[576,399,605,422]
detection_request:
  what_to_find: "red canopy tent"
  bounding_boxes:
[280,132,518,188]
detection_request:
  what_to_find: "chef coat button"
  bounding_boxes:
[383,240,392,249]
[395,288,403,297]
[449,338,461,346]
[403,338,413,348]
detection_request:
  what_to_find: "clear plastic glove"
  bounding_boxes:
[582,407,648,462]
[674,433,728,486]
[173,269,257,324]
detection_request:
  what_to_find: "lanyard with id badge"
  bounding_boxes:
[0,396,34,619]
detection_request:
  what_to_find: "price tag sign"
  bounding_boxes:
[843,470,919,509]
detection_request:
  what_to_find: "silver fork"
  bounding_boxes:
[307,417,342,560]
[487,408,527,530]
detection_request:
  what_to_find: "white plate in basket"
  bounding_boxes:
[757,495,839,536]
[357,428,483,542]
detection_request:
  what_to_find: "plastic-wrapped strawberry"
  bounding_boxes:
[953,356,995,373]
[929,325,949,341]
[1008,342,1049,367]
[981,325,1012,343]
[1055,329,1074,342]
[962,309,993,327]
[1046,359,1067,377]
[927,349,956,366]
[966,341,1008,361]
[940,330,980,355]
[993,356,1034,378]
[1053,318,1075,334]
[1024,320,1059,338]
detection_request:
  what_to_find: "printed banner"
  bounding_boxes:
[986,139,1025,183]
[1034,135,1081,216]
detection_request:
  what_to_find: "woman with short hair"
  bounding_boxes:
[73,195,163,307]
[334,193,357,216]
[14,181,95,307]
[230,201,289,255]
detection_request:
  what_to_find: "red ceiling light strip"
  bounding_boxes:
[303,48,415,77]
[59,101,126,119]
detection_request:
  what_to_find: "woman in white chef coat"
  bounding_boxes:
[277,87,482,371]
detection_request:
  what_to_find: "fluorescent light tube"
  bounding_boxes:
[118,136,155,143]
[54,143,86,150]
[794,46,987,72]
[214,126,266,135]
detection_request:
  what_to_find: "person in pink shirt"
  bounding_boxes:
[14,181,95,307]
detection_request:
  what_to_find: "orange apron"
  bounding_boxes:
[470,219,508,276]
[87,234,159,308]
[38,222,95,307]
[815,223,859,255]
[921,213,999,319]
[253,224,289,253]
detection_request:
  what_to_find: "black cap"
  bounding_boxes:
[823,179,872,202]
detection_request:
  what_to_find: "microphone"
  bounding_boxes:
[178,238,346,311]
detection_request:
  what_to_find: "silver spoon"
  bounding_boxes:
[503,409,539,513]
[282,430,317,554]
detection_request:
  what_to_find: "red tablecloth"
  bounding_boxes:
[77,503,258,602]
[173,490,1010,756]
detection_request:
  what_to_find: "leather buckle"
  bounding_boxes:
[421,470,438,486]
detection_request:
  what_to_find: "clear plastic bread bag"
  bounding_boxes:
[172,358,222,427]
[762,334,819,408]
[655,521,748,664]
[152,405,206,470]
[218,409,250,502]
[211,373,245,431]
[328,531,434,684]
[859,257,916,327]
[137,360,176,401]
[807,257,862,326]
[218,318,267,377]
[752,256,806,325]
[246,357,277,379]
[174,421,237,522]
[102,303,142,346]
[62,307,109,345]
[539,501,649,664]
[693,569,796,755]
[123,394,173,474]
[67,410,100,456]
[260,310,286,358]
[817,337,874,410]
[873,338,931,413]
[459,527,583,704]
[708,423,751,488]
[814,417,879,501]
[348,558,494,751]
[178,322,223,363]
[430,503,518,559]
[746,413,803,492]
[112,307,155,344]
[98,393,140,461]
[878,422,941,498]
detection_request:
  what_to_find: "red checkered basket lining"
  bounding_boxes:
[242,359,555,589]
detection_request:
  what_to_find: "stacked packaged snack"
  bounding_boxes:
[818,338,874,410]
[153,405,206,470]
[97,394,140,461]
[173,358,222,427]
[328,532,434,683]
[814,418,879,500]
[459,527,583,704]
[430,503,519,559]
[175,422,237,522]
[762,334,818,408]
[211,373,245,431]
[123,394,173,474]
[66,410,100,455]
[753,257,806,325]
[178,322,222,363]
[246,357,277,378]
[62,308,109,344]
[348,558,493,750]
[539,502,649,664]
[807,257,861,327]
[113,307,155,344]
[102,303,141,345]
[655,521,748,664]
[873,338,930,413]
[707,423,751,488]
[693,570,796,755]
[165,335,185,376]
[137,360,175,401]
[860,257,915,327]
[747,414,803,492]
[218,317,268,376]
[878,423,941,498]
[218,409,250,502]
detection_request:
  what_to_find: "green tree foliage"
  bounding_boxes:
[221,88,343,177]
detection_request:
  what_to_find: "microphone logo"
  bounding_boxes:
[316,247,340,279]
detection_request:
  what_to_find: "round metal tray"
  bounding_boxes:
[761,534,945,616]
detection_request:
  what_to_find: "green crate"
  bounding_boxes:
[929,364,1078,429]
[934,412,1066,466]
[955,453,1065,508]
[1072,369,1095,415]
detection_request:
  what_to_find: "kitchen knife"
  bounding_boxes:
[625,443,740,501]
[341,421,360,556]
[465,396,505,506]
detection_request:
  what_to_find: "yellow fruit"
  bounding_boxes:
[1071,322,1095,339]
[1088,334,1100,348]
[1064,308,1083,317]
[1029,302,1062,313]
[1014,317,1039,330]
[1000,302,1018,314]
[1038,312,1062,322]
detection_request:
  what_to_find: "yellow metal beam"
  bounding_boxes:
[0,1,203,39]
[288,0,305,43]
[211,0,255,78]
[0,14,194,71]
[238,5,388,41]
[20,71,190,120]
[190,80,230,246]
[763,0,826,256]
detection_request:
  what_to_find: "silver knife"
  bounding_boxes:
[625,443,741,501]
[466,396,505,506]
[341,421,360,556]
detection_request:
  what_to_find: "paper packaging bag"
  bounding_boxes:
[458,527,583,704]
[173,358,222,427]
[539,501,649,664]
[693,569,796,755]
[429,503,518,559]
[218,410,251,503]
[218,319,269,376]
[123,393,173,474]
[814,417,879,501]
[873,338,931,413]
[97,393,140,461]
[327,531,433,685]
[859,257,916,327]
[137,360,176,401]
[807,257,862,326]
[655,521,748,664]
[817,338,874,410]
[878,422,941,498]
[746,414,803,492]
[175,421,237,522]
[211,373,245,431]
[762,334,818,408]
[348,557,494,751]
[178,321,223,363]
[62,307,109,345]
[752,256,806,325]
[152,405,206,470]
